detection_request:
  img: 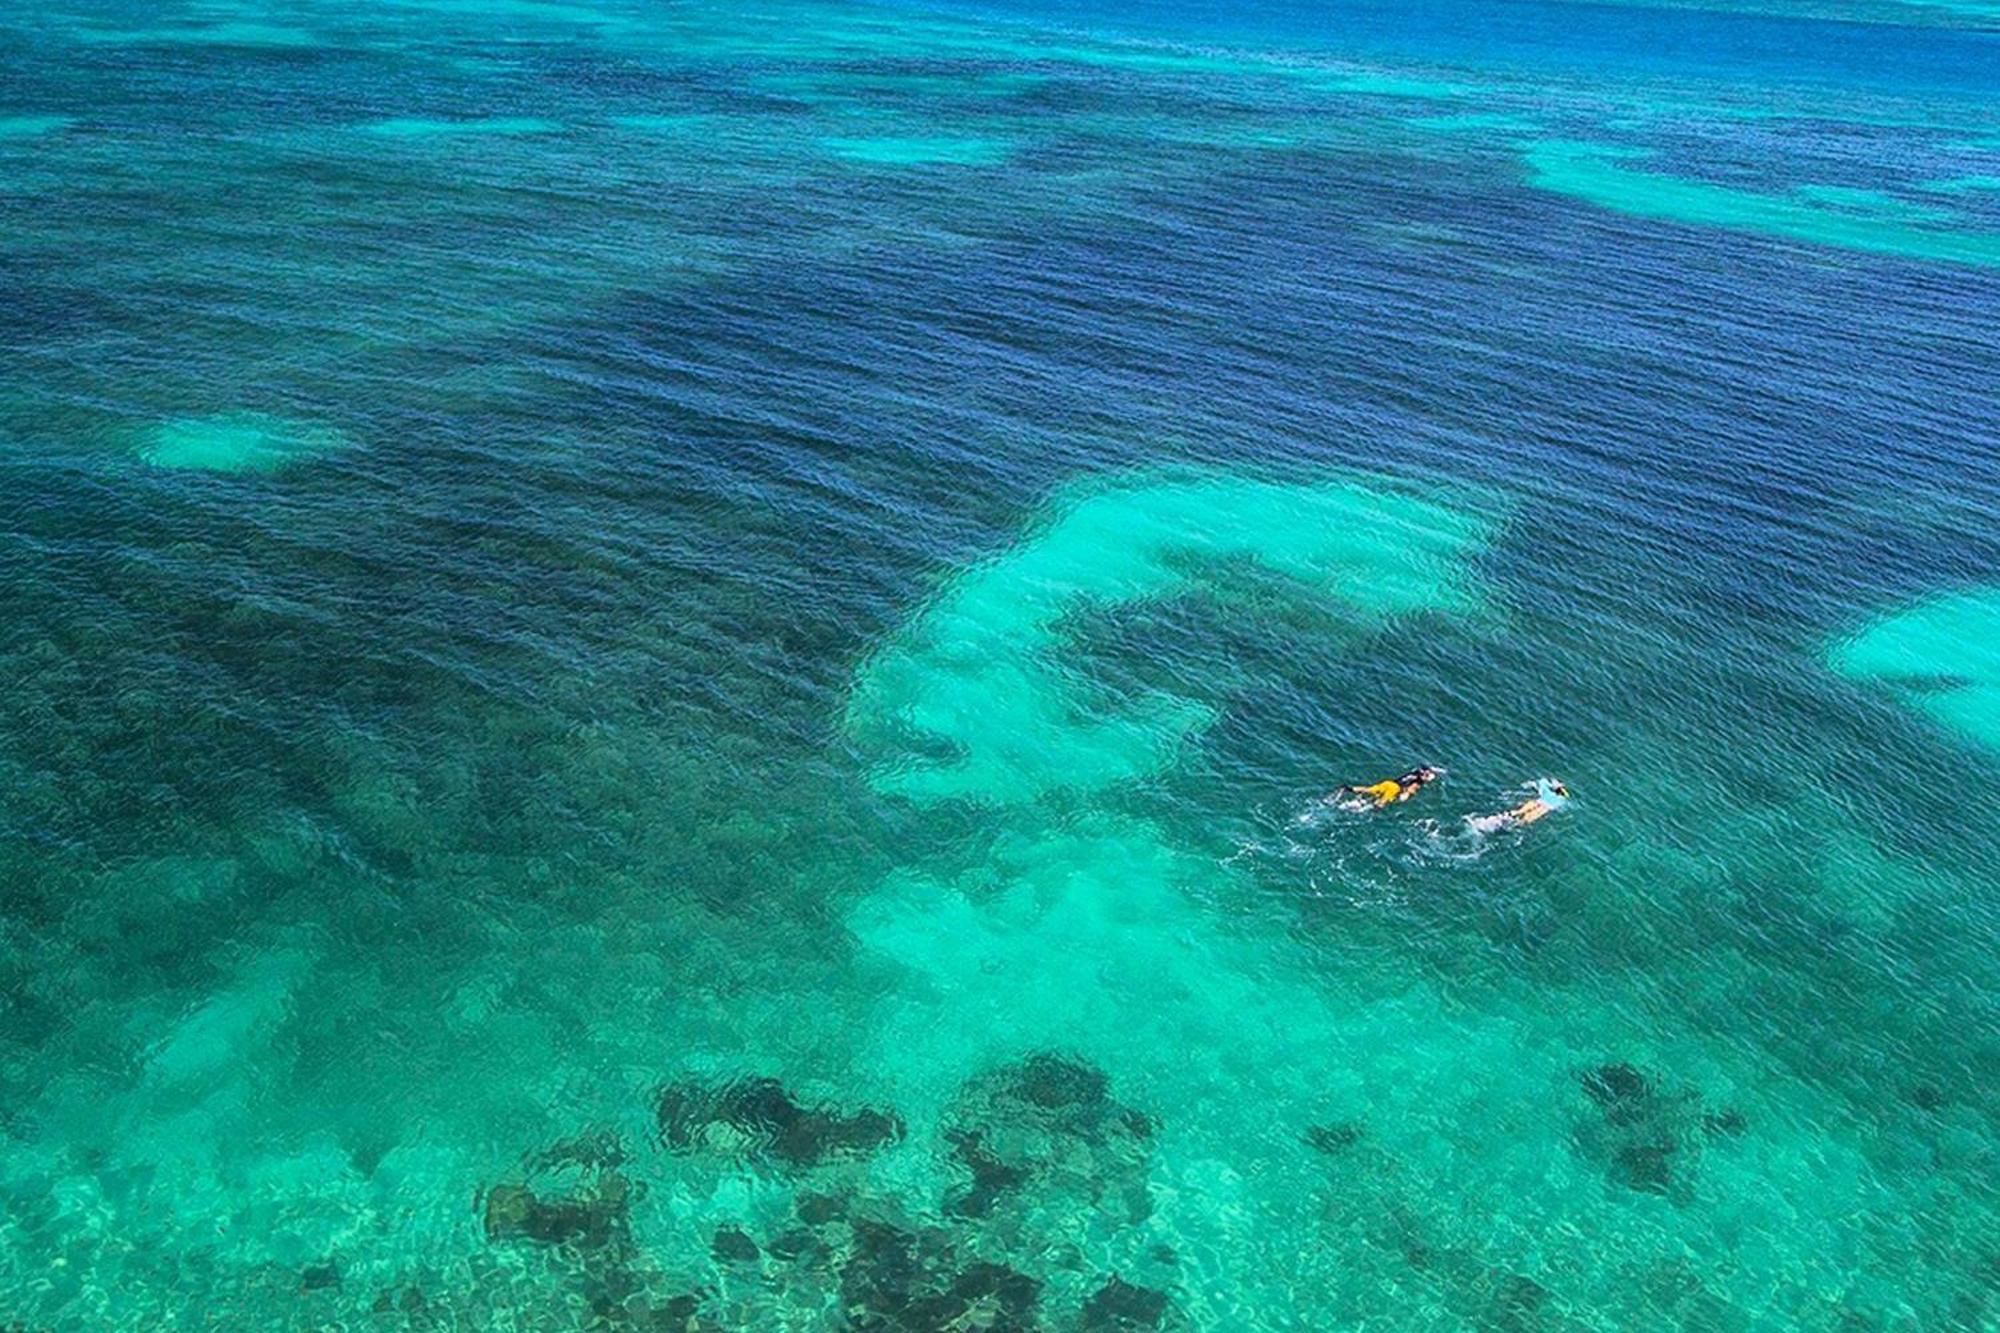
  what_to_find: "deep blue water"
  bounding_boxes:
[1,0,1998,1328]
[946,0,2000,89]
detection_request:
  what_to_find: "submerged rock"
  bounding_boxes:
[1018,1052,1109,1111]
[481,1149,632,1253]
[1580,1063,1654,1125]
[711,1226,761,1265]
[944,1129,1030,1219]
[1612,1141,1677,1196]
[1082,1274,1170,1329]
[1304,1121,1364,1156]
[1573,1061,1724,1200]
[839,1217,1040,1332]
[484,1181,622,1249]
[796,1191,846,1226]
[1701,1108,1748,1137]
[766,1227,824,1263]
[940,1052,1157,1228]
[657,1075,903,1168]
[1487,1272,1552,1333]
[654,1292,705,1329]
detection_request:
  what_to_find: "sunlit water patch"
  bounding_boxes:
[363,116,565,138]
[68,19,319,46]
[0,114,72,138]
[1831,586,2000,753]
[1521,138,2000,266]
[137,412,348,474]
[847,473,1492,805]
[819,134,1011,167]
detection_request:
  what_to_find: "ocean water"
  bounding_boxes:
[2,0,1998,1327]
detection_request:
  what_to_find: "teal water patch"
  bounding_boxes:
[831,465,1987,1327]
[70,20,317,46]
[364,117,563,138]
[1792,183,1956,223]
[0,115,72,139]
[139,413,347,474]
[847,473,1491,806]
[1830,587,2000,753]
[383,0,636,27]
[1522,139,2000,266]
[1894,0,2000,15]
[819,134,1010,167]
[841,806,1931,1326]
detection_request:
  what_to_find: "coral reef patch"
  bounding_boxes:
[657,1076,905,1169]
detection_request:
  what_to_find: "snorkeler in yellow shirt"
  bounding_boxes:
[1334,765,1441,809]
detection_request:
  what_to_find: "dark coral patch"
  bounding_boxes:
[766,1227,824,1264]
[1488,1272,1552,1332]
[1573,1061,1730,1201]
[1612,1141,1676,1196]
[1580,1063,1654,1124]
[482,1179,627,1250]
[711,1226,760,1265]
[1018,1052,1109,1111]
[939,1052,1157,1228]
[796,1191,847,1226]
[480,1128,635,1255]
[839,1217,1039,1333]
[1082,1274,1171,1330]
[944,1128,1031,1219]
[1304,1121,1363,1156]
[657,1075,903,1168]
[1701,1108,1747,1137]
[651,1291,706,1330]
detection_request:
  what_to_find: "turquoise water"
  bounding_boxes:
[3,0,1999,1327]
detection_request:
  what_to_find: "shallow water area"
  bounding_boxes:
[364,116,566,138]
[1831,586,2000,754]
[1521,138,2000,265]
[0,114,73,138]
[819,135,1012,167]
[847,474,1493,805]
[137,412,348,473]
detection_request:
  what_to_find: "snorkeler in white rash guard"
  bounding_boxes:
[1468,778,1570,833]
